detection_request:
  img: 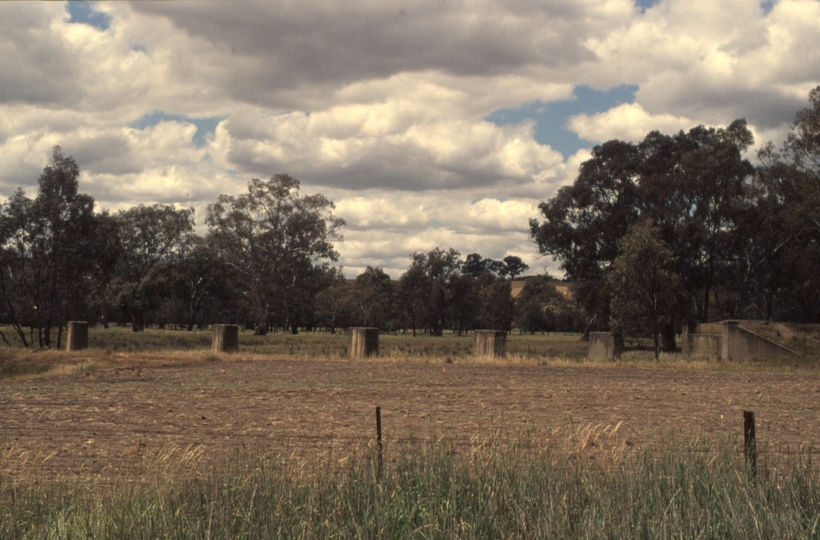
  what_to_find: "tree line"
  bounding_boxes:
[9,88,817,350]
[0,153,580,347]
[529,86,820,357]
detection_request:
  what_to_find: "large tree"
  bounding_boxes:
[109,203,195,331]
[0,147,112,347]
[751,86,820,321]
[530,120,755,332]
[176,236,231,330]
[206,174,344,335]
[350,266,395,329]
[514,275,573,334]
[398,248,461,336]
[609,220,680,360]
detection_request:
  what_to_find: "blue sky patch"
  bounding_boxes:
[132,111,224,148]
[635,0,661,12]
[485,84,638,158]
[66,1,111,31]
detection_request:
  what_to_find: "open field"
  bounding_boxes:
[0,325,588,359]
[4,330,820,537]
[2,329,820,482]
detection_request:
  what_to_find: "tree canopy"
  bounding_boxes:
[205,174,345,335]
[530,86,820,345]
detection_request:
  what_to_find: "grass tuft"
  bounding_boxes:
[1,436,818,539]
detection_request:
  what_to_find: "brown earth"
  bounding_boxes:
[2,356,820,480]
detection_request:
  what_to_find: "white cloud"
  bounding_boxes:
[567,103,693,143]
[589,0,820,131]
[0,0,818,281]
[208,95,566,191]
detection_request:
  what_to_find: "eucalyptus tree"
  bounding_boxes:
[206,174,344,335]
[398,248,461,336]
[0,147,112,347]
[351,266,395,329]
[177,236,231,330]
[514,275,571,334]
[752,86,820,321]
[475,272,514,331]
[501,255,529,280]
[609,220,680,360]
[109,203,195,331]
[314,266,351,333]
[530,120,755,333]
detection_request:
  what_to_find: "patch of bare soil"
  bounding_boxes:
[2,356,819,480]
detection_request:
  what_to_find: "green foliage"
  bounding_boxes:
[609,220,680,359]
[502,255,529,279]
[402,248,462,336]
[530,120,755,325]
[462,253,529,279]
[351,266,395,328]
[515,275,581,333]
[108,203,195,331]
[531,86,820,326]
[205,174,344,335]
[0,146,116,347]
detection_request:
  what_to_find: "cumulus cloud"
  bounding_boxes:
[0,0,818,279]
[567,103,693,143]
[125,0,633,109]
[587,0,820,132]
[209,97,565,191]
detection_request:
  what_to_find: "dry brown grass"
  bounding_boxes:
[1,342,817,383]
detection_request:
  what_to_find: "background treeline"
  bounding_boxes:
[530,86,820,355]
[0,155,580,348]
[6,88,817,350]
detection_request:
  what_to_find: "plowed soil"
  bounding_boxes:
[3,356,820,480]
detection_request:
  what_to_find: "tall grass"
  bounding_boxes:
[2,436,819,539]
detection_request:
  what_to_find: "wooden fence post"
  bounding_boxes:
[474,330,507,358]
[350,328,379,358]
[66,321,89,351]
[376,406,383,480]
[744,410,757,477]
[212,324,239,353]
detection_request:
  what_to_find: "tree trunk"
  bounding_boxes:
[612,332,624,357]
[131,313,144,332]
[254,322,269,336]
[0,329,10,347]
[653,328,660,361]
[580,315,597,342]
[661,318,676,352]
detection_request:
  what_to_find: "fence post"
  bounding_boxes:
[212,324,239,353]
[376,406,383,480]
[66,321,89,351]
[743,410,757,477]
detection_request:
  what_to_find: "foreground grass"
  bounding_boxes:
[1,437,818,539]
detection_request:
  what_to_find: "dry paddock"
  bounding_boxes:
[2,355,820,480]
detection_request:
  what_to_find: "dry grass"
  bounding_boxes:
[3,421,817,539]
[1,344,817,383]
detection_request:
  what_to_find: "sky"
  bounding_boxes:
[1,0,818,279]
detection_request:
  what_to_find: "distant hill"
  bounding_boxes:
[511,278,571,299]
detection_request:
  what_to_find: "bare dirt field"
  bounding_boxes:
[3,355,820,480]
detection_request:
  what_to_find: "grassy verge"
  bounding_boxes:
[1,435,818,539]
[1,326,817,381]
